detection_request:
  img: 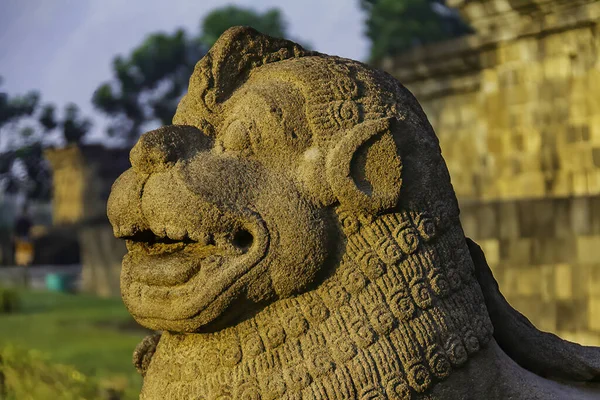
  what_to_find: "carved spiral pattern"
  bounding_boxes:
[432,201,450,229]
[360,386,386,400]
[235,382,262,400]
[287,315,309,337]
[331,336,358,362]
[393,224,420,255]
[370,305,396,335]
[444,335,468,366]
[407,363,432,393]
[385,375,413,400]
[221,342,242,367]
[285,367,312,392]
[413,213,436,242]
[358,251,386,279]
[264,324,286,349]
[445,265,462,291]
[302,296,330,324]
[390,289,417,321]
[351,321,377,348]
[342,269,367,293]
[410,279,434,309]
[375,237,403,264]
[426,345,452,379]
[463,330,481,354]
[331,100,360,130]
[145,207,493,398]
[337,208,360,235]
[430,273,451,297]
[337,79,359,99]
[328,62,359,98]
[242,334,265,357]
[326,284,351,307]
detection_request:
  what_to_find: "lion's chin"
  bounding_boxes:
[125,281,247,333]
[119,223,270,333]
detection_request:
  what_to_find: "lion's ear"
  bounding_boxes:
[326,118,403,214]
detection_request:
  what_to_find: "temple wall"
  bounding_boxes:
[45,146,85,225]
[382,0,600,344]
[45,145,128,297]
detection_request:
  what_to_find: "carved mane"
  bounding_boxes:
[141,207,493,398]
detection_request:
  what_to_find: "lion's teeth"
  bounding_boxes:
[166,227,186,241]
[150,226,167,239]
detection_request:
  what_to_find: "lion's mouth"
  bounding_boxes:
[125,230,196,255]
[121,226,257,286]
[118,214,269,328]
[123,228,253,256]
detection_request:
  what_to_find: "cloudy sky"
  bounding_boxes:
[0,0,369,142]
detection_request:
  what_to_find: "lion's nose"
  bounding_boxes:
[130,125,213,174]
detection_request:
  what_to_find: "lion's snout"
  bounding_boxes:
[129,124,213,175]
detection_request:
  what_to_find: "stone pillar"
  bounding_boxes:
[44,146,85,225]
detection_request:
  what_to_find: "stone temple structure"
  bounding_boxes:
[381,0,600,345]
[108,27,600,399]
[46,144,129,296]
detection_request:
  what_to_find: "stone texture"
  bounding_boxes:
[108,26,600,399]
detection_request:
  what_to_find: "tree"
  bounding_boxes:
[361,0,473,63]
[0,79,40,128]
[199,6,286,48]
[92,5,293,146]
[0,78,92,200]
[62,104,93,144]
[92,28,198,144]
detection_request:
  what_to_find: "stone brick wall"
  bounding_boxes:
[462,197,600,344]
[382,0,600,344]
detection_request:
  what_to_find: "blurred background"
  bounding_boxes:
[1,0,599,398]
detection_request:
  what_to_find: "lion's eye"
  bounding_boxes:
[221,120,252,154]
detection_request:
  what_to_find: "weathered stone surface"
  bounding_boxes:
[108,26,600,399]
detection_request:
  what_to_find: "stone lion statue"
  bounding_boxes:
[107,27,600,399]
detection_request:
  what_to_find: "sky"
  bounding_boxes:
[0,0,370,143]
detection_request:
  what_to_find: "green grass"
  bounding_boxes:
[0,289,148,398]
[1,344,109,400]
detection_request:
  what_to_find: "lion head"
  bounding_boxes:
[108,27,494,397]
